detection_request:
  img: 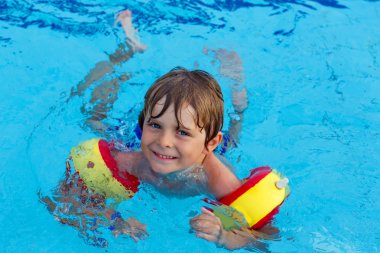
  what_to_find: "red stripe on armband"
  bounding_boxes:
[252,201,283,229]
[218,166,272,205]
[98,139,140,193]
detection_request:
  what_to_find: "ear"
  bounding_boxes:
[203,131,223,154]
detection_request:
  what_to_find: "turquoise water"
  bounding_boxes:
[1,0,380,252]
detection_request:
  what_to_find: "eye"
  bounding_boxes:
[148,122,160,129]
[178,130,189,136]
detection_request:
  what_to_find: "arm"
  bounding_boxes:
[203,152,242,199]
[193,156,248,249]
[39,170,147,246]
[190,208,274,251]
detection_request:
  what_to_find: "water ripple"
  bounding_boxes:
[0,0,357,38]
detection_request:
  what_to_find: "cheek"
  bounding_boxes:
[180,140,206,158]
[140,130,151,147]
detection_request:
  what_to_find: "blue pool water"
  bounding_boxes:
[1,0,380,252]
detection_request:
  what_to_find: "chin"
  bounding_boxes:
[149,163,172,174]
[150,162,184,175]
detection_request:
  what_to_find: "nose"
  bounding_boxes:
[158,131,174,148]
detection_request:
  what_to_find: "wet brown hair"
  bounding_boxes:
[138,67,224,146]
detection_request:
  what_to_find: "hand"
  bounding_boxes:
[190,207,255,250]
[190,207,226,244]
[111,217,148,242]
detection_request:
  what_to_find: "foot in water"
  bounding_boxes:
[115,10,147,53]
[204,47,248,113]
[232,87,248,113]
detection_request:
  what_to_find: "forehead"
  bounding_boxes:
[151,97,198,128]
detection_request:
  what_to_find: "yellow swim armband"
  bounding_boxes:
[206,166,290,230]
[69,138,140,202]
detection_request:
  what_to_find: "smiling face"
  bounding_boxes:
[141,98,208,174]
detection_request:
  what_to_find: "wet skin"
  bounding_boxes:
[141,97,209,175]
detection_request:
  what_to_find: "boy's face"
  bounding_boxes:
[141,97,208,174]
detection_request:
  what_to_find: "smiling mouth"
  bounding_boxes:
[152,151,177,160]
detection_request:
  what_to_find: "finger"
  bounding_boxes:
[130,234,138,242]
[189,214,210,223]
[201,207,215,216]
[191,221,222,237]
[194,212,218,221]
[137,227,149,237]
[190,216,213,228]
[196,232,218,242]
[201,209,223,227]
[129,230,148,242]
[191,216,222,230]
[195,226,222,237]
[199,212,223,227]
[134,231,147,241]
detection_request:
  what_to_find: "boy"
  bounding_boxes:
[112,67,254,249]
[43,67,251,249]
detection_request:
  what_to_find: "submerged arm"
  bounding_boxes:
[39,170,147,246]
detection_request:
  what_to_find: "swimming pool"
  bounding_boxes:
[1,0,379,252]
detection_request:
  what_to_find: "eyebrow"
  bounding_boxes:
[177,124,192,131]
[148,117,194,131]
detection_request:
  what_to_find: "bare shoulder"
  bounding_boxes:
[113,150,144,174]
[203,153,242,199]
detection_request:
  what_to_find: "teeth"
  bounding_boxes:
[156,152,175,159]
